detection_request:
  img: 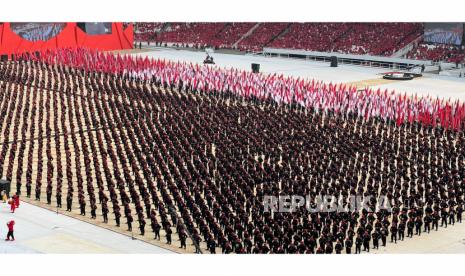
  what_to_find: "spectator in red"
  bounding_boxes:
[9,197,16,213]
[13,193,20,208]
[5,220,15,241]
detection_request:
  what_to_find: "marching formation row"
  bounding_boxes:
[17,48,465,130]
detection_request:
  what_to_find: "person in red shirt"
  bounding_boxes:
[6,220,15,241]
[9,198,16,213]
[13,194,20,208]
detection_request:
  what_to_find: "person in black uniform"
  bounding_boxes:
[325,242,333,254]
[46,187,52,205]
[26,184,32,197]
[66,194,72,211]
[457,205,463,223]
[415,217,423,236]
[441,210,448,228]
[139,219,146,236]
[372,231,379,249]
[335,241,342,254]
[152,221,161,240]
[355,234,362,254]
[449,208,456,226]
[102,207,109,223]
[407,219,414,238]
[80,200,86,216]
[166,227,172,244]
[91,207,97,219]
[345,237,353,254]
[432,212,439,231]
[115,210,121,227]
[424,214,431,233]
[390,224,397,243]
[398,221,405,241]
[208,237,217,254]
[363,231,370,252]
[56,193,62,208]
[127,214,133,231]
[179,230,187,249]
[380,227,387,246]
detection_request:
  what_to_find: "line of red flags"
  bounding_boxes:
[14,47,465,131]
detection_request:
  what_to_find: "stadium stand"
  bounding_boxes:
[136,23,423,57]
[134,22,165,42]
[330,23,423,56]
[270,23,352,52]
[156,23,226,48]
[213,23,257,49]
[238,23,290,52]
[270,23,423,56]
[406,43,465,64]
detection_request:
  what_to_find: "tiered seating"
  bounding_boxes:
[271,23,423,56]
[2,48,464,255]
[133,22,423,56]
[406,43,465,63]
[210,23,257,49]
[157,23,226,47]
[134,22,164,42]
[270,23,351,52]
[332,23,423,56]
[238,23,289,52]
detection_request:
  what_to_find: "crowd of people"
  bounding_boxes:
[17,48,465,131]
[212,23,256,49]
[156,23,227,49]
[134,23,424,56]
[237,23,290,52]
[270,23,352,52]
[329,23,423,56]
[0,48,464,254]
[134,22,165,42]
[133,22,465,66]
[406,43,465,64]
[270,23,423,56]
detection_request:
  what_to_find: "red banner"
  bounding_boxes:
[0,22,133,55]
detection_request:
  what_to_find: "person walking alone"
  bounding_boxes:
[5,220,15,241]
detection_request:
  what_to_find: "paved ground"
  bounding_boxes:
[0,201,174,253]
[2,200,465,253]
[372,220,465,254]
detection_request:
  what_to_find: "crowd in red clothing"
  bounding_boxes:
[134,22,165,42]
[270,23,351,52]
[406,43,465,64]
[134,22,423,56]
[272,23,423,56]
[133,22,465,64]
[214,23,256,49]
[156,23,226,48]
[331,23,423,56]
[238,23,289,52]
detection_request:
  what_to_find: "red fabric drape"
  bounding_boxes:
[0,22,133,55]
